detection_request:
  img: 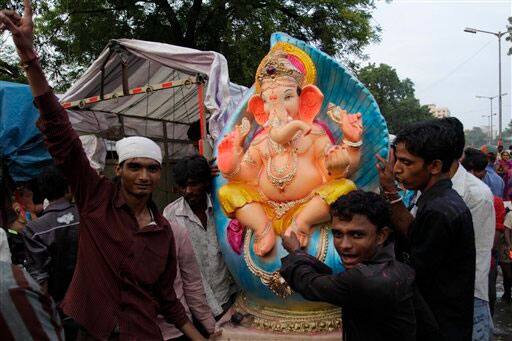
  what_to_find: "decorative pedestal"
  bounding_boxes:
[222,293,342,339]
[217,324,342,340]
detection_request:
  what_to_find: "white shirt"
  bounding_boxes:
[0,229,11,263]
[163,195,235,316]
[451,164,495,301]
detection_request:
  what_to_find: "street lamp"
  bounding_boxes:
[476,93,508,143]
[482,113,496,144]
[465,27,506,138]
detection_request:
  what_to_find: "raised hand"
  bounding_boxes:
[217,118,250,173]
[375,149,397,192]
[340,110,363,143]
[0,0,35,61]
[325,145,351,178]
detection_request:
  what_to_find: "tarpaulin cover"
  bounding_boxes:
[0,81,52,181]
[61,39,240,140]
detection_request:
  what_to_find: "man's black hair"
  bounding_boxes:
[487,151,497,164]
[437,117,465,159]
[330,190,391,231]
[172,155,212,188]
[186,121,210,142]
[394,120,457,173]
[37,166,69,201]
[461,148,488,173]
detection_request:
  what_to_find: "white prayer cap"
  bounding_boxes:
[116,136,162,164]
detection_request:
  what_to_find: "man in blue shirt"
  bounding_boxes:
[481,145,504,198]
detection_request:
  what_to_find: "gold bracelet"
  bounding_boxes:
[342,139,363,148]
[254,223,272,242]
[224,162,241,178]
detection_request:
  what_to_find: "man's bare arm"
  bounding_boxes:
[179,321,207,340]
[0,0,49,97]
[2,0,106,210]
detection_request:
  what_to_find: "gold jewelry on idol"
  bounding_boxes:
[224,162,241,178]
[243,225,330,298]
[240,117,251,136]
[266,152,297,191]
[265,133,305,191]
[255,42,317,94]
[242,151,257,165]
[343,138,363,148]
[326,103,344,124]
[267,194,314,219]
[254,222,272,242]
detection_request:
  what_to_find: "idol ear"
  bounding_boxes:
[299,85,324,124]
[248,95,269,126]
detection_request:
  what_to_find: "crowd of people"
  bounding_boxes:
[1,1,512,340]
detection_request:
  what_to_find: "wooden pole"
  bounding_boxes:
[197,82,206,156]
[162,121,170,203]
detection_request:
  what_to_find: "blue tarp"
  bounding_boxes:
[0,81,52,182]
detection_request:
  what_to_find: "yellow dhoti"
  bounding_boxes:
[218,179,357,235]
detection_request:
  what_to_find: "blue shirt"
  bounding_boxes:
[483,164,504,198]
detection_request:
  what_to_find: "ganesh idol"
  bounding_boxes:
[217,45,363,256]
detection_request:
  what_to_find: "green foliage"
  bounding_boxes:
[0,42,27,83]
[506,17,512,55]
[464,126,489,148]
[0,0,27,83]
[27,0,380,90]
[357,63,433,133]
[500,120,512,145]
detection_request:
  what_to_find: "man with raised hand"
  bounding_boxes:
[376,121,475,340]
[0,2,205,339]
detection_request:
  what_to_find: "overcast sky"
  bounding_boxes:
[363,0,512,133]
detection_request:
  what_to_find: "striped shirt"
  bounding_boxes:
[0,261,64,340]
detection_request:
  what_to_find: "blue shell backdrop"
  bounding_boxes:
[212,33,389,309]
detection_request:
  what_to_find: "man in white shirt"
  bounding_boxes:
[0,228,11,263]
[163,155,237,333]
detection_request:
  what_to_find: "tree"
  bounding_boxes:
[500,120,512,147]
[0,43,27,83]
[507,16,511,55]
[15,0,381,90]
[357,63,433,133]
[464,126,488,148]
[0,0,27,83]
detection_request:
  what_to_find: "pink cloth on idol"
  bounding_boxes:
[158,223,216,339]
[227,219,244,255]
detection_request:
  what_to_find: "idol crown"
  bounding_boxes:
[256,50,305,89]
